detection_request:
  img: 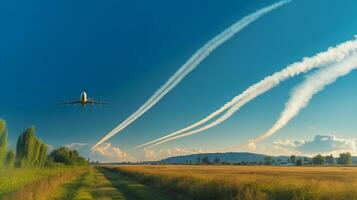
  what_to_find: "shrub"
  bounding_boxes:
[48,147,88,166]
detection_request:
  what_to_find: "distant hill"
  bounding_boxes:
[161,152,293,164]
[161,152,357,164]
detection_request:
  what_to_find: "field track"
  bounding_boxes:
[52,167,172,200]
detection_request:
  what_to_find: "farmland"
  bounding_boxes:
[2,165,357,199]
[107,165,357,200]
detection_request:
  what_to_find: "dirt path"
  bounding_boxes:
[52,167,172,200]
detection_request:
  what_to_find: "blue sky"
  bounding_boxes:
[1,0,357,161]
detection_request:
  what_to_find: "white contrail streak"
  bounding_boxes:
[249,54,357,145]
[91,0,291,151]
[142,37,357,149]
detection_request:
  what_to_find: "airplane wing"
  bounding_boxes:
[59,100,82,105]
[87,99,109,105]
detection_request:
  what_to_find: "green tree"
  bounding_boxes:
[325,154,335,165]
[264,156,272,165]
[49,147,87,166]
[337,152,352,166]
[196,157,201,164]
[296,159,303,166]
[0,120,8,167]
[290,155,296,164]
[312,154,325,165]
[202,156,210,164]
[16,127,48,167]
[213,157,221,164]
[5,150,15,168]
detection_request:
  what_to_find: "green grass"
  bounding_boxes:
[53,167,173,200]
[0,166,72,197]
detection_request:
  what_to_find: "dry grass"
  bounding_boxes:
[109,165,357,200]
[1,167,88,200]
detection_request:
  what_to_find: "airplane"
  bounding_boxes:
[60,92,109,107]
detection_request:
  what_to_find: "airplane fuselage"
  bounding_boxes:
[60,91,107,106]
[81,92,88,106]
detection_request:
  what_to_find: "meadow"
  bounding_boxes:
[0,166,87,199]
[108,165,357,200]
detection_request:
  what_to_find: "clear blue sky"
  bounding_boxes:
[1,0,357,161]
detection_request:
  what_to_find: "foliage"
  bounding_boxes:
[290,155,296,164]
[213,157,221,164]
[0,120,8,168]
[196,157,201,164]
[337,152,352,166]
[16,127,48,168]
[5,150,15,168]
[264,156,272,165]
[201,156,210,164]
[49,147,88,166]
[296,159,303,166]
[325,154,335,165]
[312,154,326,165]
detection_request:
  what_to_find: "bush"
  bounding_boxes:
[48,147,88,166]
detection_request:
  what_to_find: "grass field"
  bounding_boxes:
[3,165,357,200]
[108,165,357,200]
[0,166,86,199]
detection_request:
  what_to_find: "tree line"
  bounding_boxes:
[172,153,354,166]
[0,119,88,169]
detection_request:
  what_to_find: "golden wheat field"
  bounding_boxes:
[108,165,357,200]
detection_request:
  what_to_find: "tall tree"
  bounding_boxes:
[202,156,210,164]
[290,155,296,164]
[196,157,201,164]
[337,152,352,166]
[296,159,303,166]
[16,127,47,167]
[264,156,272,165]
[213,157,221,164]
[0,120,8,167]
[312,155,326,165]
[325,154,335,165]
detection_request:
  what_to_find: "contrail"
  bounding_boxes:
[91,0,291,151]
[249,54,357,145]
[141,37,357,149]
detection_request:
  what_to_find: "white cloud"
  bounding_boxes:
[144,147,204,161]
[64,143,87,151]
[273,134,357,156]
[91,143,136,162]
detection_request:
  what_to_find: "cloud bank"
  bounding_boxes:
[274,135,357,156]
[92,0,291,151]
[64,143,88,151]
[91,143,136,162]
